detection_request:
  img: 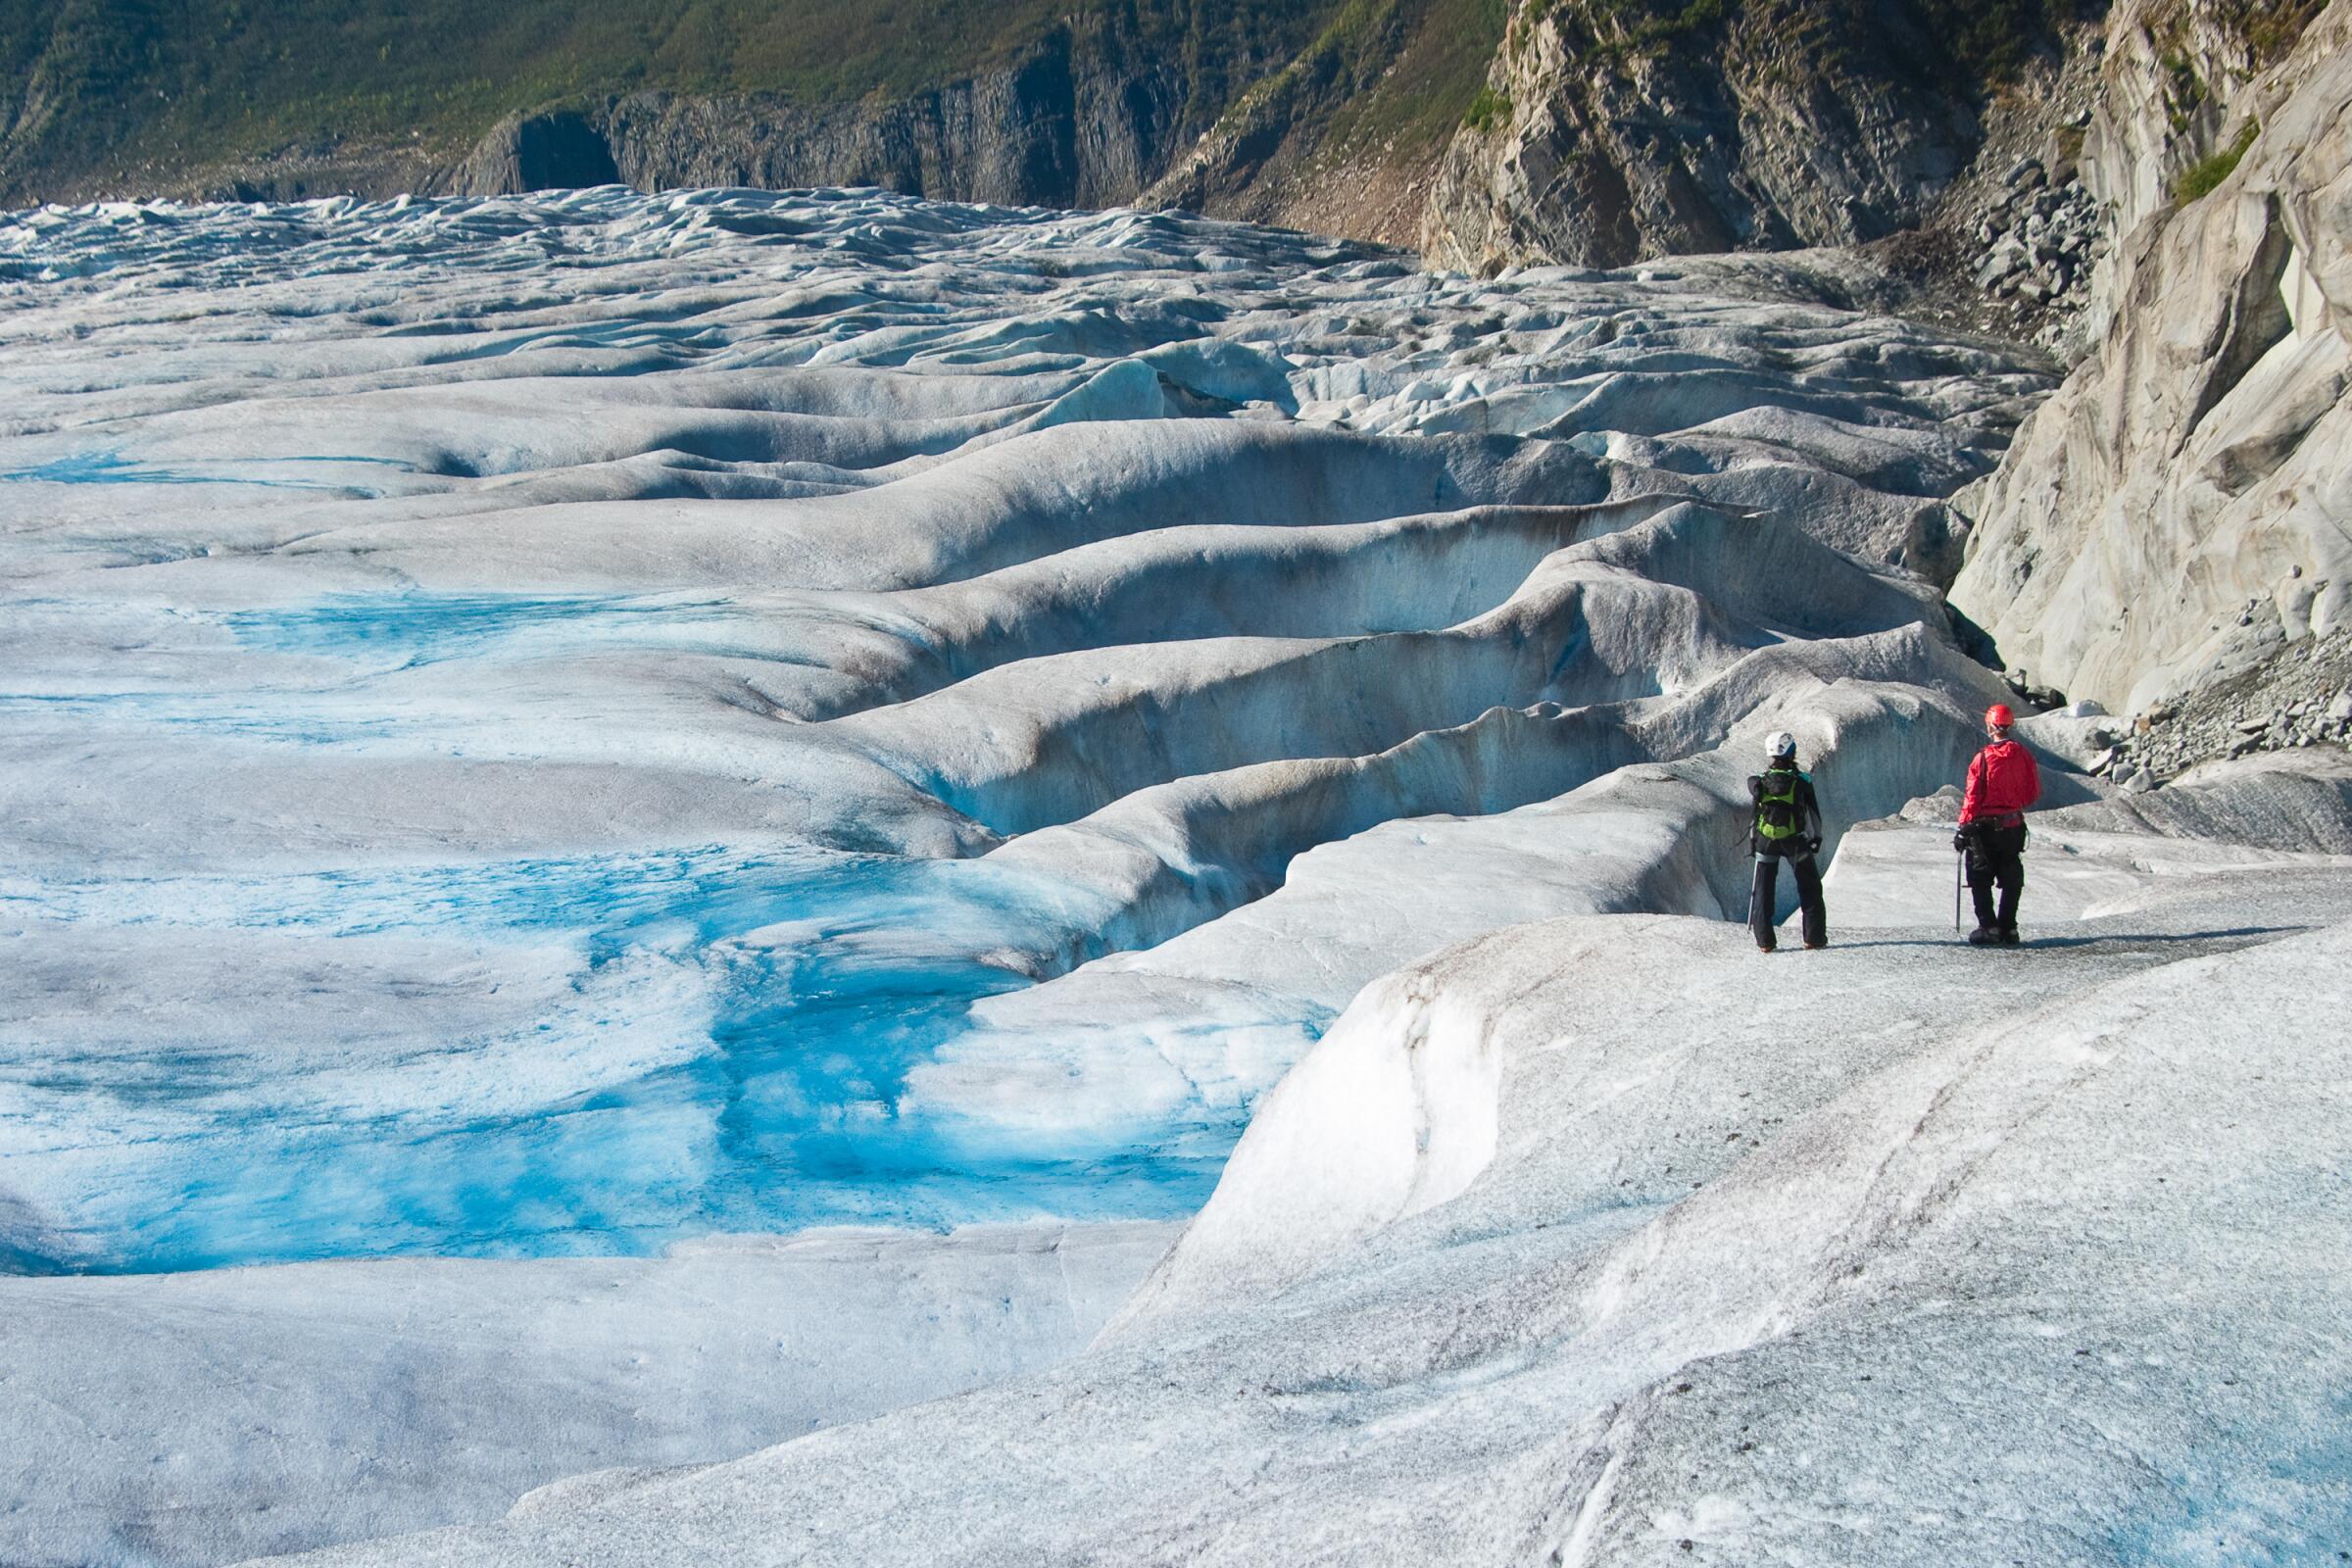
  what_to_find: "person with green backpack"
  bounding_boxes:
[1747,730,1827,953]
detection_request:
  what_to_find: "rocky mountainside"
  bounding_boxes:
[439,0,1507,243]
[0,0,1506,247]
[1418,0,2032,271]
[1414,0,2146,354]
[1949,0,2346,728]
[441,24,1187,213]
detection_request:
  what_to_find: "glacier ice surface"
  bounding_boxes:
[0,185,2095,1560]
[262,823,2352,1567]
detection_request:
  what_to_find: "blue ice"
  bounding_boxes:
[5,843,1243,1275]
[2,451,414,492]
[221,591,733,666]
[0,571,1296,1274]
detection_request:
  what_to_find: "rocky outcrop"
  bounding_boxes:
[1133,0,1467,244]
[2059,0,2326,348]
[446,111,620,197]
[438,4,1494,245]
[1951,0,2351,719]
[443,28,1185,209]
[2078,0,2316,253]
[1418,0,2001,272]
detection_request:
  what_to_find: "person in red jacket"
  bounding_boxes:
[1954,702,2042,946]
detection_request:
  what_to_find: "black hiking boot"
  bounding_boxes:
[1998,927,2022,946]
[1967,926,2000,946]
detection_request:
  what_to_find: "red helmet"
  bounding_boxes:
[1984,703,2015,728]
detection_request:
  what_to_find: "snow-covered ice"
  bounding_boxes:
[0,1220,1174,1566]
[0,185,2152,1559]
[267,827,2352,1566]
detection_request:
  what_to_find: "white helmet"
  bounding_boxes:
[1765,730,1797,760]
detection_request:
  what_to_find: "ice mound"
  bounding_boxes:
[0,188,2048,1281]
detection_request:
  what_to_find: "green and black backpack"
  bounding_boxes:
[1755,765,1807,844]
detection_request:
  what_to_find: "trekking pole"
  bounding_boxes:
[1953,846,1964,933]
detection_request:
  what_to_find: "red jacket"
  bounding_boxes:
[1962,739,2041,825]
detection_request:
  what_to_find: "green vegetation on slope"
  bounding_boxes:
[1526,0,2085,90]
[1305,0,1508,152]
[2173,117,2259,202]
[1175,0,1505,164]
[0,0,1354,199]
[1460,85,1511,131]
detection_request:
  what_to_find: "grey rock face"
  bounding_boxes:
[1952,0,2352,717]
[2077,0,2279,261]
[2042,747,2352,853]
[445,27,1185,209]
[1419,0,1983,272]
[447,111,620,197]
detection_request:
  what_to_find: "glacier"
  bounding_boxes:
[0,186,2043,1279]
[2,184,2252,1562]
[254,807,2352,1568]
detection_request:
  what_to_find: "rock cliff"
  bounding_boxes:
[1416,0,2033,272]
[1950,0,2348,723]
[442,25,1186,211]
[435,1,1502,246]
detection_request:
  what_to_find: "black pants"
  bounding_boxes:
[1750,850,1825,950]
[1966,822,2028,933]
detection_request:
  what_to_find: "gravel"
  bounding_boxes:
[2093,631,2352,784]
